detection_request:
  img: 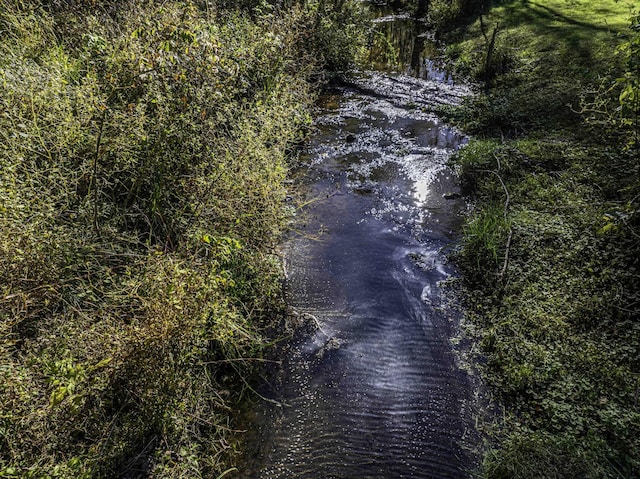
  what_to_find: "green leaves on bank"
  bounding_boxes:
[443,3,640,476]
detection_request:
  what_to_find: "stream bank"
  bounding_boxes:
[436,0,640,476]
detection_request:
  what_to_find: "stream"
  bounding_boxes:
[239,10,476,479]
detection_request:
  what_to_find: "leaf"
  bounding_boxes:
[49,386,68,407]
[620,90,629,102]
[94,357,112,369]
[598,223,617,235]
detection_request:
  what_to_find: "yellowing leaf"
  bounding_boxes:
[94,357,112,369]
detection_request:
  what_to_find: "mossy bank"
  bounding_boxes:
[432,0,640,477]
[0,0,361,476]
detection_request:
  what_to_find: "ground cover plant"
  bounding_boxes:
[0,0,361,476]
[435,0,640,477]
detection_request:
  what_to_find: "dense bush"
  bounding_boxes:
[0,0,361,476]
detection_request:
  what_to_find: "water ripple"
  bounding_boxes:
[244,72,474,479]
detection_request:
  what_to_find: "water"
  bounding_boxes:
[368,5,455,83]
[237,12,476,479]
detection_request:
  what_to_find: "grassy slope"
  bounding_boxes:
[440,0,640,477]
[448,0,634,133]
[0,0,360,477]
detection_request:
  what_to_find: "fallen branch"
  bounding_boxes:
[499,229,513,281]
[92,107,107,236]
[202,357,282,365]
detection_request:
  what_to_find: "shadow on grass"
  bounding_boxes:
[498,0,622,72]
[467,0,627,134]
[527,1,621,33]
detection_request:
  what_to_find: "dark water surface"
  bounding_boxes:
[239,12,476,479]
[238,69,475,478]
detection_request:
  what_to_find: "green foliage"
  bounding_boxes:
[461,204,510,277]
[578,12,640,243]
[367,29,401,69]
[447,2,640,477]
[0,0,362,476]
[456,138,640,478]
[441,0,634,134]
[428,0,464,31]
[307,0,365,72]
[428,0,484,33]
[616,13,640,115]
[580,12,640,153]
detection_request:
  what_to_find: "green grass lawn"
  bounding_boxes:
[445,0,636,134]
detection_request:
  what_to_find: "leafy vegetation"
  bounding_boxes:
[436,0,640,477]
[0,0,362,476]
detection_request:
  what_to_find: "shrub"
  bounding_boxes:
[0,0,363,475]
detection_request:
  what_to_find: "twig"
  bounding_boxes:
[620,215,640,240]
[120,436,157,475]
[477,168,510,217]
[217,469,238,479]
[483,23,501,90]
[237,370,289,408]
[499,229,513,280]
[202,357,281,365]
[479,13,489,44]
[295,189,342,211]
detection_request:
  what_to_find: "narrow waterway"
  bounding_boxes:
[239,12,476,479]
